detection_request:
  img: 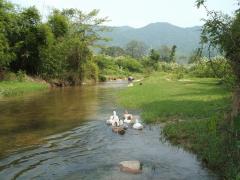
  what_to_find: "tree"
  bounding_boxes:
[62,9,108,47]
[169,45,177,62]
[0,0,16,72]
[196,0,240,119]
[125,40,148,59]
[188,48,203,64]
[0,33,14,71]
[10,6,42,75]
[149,49,160,63]
[147,49,160,70]
[0,0,109,83]
[158,45,171,62]
[48,10,68,39]
[101,46,125,57]
[39,8,108,83]
[62,9,108,82]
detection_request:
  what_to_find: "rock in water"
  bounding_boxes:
[119,160,142,174]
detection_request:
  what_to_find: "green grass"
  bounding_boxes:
[163,116,240,179]
[117,72,240,179]
[118,72,231,123]
[0,81,49,97]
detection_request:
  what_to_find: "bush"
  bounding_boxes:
[65,71,81,85]
[94,55,117,70]
[94,55,131,79]
[189,56,231,78]
[116,57,143,73]
[85,61,99,81]
[3,72,17,81]
[16,70,26,82]
[98,74,107,82]
[189,56,237,87]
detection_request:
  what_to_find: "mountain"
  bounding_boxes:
[101,22,202,55]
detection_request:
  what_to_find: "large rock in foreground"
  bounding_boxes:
[119,160,142,174]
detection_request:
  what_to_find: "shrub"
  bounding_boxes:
[85,61,99,81]
[94,55,117,70]
[65,71,81,85]
[189,56,237,87]
[116,57,143,72]
[3,72,17,81]
[16,70,26,82]
[98,74,107,82]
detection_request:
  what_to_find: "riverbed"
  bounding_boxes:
[0,80,217,179]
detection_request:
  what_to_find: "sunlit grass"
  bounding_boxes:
[117,72,240,179]
[117,72,231,123]
[0,81,49,97]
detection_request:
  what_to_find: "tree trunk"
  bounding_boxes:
[0,67,4,81]
[229,59,240,122]
[231,87,240,121]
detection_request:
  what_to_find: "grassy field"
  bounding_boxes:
[118,72,231,123]
[117,72,240,179]
[0,81,49,97]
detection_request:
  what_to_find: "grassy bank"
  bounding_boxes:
[0,81,49,97]
[118,72,231,123]
[117,72,240,179]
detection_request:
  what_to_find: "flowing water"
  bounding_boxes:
[0,81,217,180]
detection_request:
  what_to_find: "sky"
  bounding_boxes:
[9,0,238,28]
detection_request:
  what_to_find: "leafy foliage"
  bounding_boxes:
[196,0,240,84]
[125,40,148,59]
[116,57,143,73]
[0,0,109,84]
[101,46,125,57]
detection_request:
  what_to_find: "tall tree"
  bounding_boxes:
[125,40,148,59]
[148,49,160,70]
[10,6,42,74]
[101,46,125,57]
[196,0,240,118]
[48,10,68,39]
[149,49,160,63]
[158,45,171,62]
[188,48,203,64]
[169,45,177,62]
[0,0,16,73]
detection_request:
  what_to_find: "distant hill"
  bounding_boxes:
[101,22,202,55]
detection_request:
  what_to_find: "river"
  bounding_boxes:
[0,80,217,179]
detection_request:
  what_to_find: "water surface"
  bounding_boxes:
[0,81,217,179]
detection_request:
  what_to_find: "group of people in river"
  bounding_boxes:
[106,110,143,132]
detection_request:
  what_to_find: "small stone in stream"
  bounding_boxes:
[119,160,142,174]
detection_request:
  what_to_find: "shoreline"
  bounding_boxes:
[0,80,49,98]
[116,72,239,179]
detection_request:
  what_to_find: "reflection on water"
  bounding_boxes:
[0,80,217,179]
[0,81,125,156]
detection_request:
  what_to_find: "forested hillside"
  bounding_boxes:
[101,22,201,54]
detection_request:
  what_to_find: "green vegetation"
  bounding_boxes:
[0,0,151,86]
[101,22,201,56]
[0,70,48,97]
[118,72,230,123]
[0,0,110,85]
[117,72,239,178]
[196,0,240,119]
[0,81,48,97]
[0,0,239,178]
[164,115,240,179]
